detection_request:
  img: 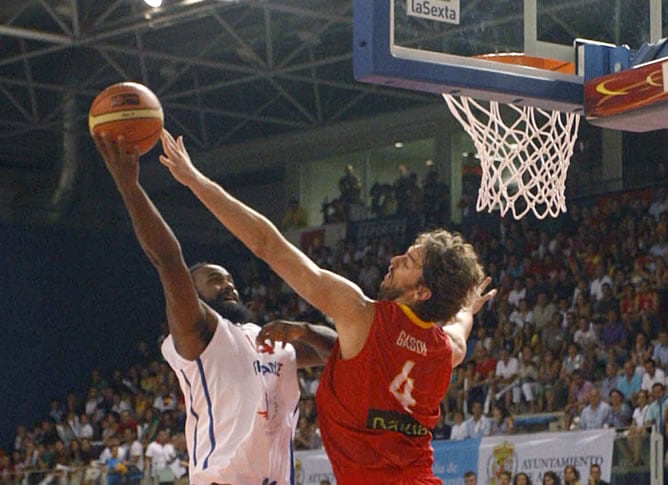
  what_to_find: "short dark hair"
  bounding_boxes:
[188,261,210,274]
[463,471,476,478]
[412,230,483,322]
[564,464,580,479]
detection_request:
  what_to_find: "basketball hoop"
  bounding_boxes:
[443,94,580,219]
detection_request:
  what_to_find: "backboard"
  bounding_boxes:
[354,0,661,113]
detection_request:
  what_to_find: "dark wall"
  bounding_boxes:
[0,221,238,449]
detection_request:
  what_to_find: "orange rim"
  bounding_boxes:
[474,53,575,74]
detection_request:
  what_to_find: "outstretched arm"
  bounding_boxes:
[159,130,374,358]
[94,133,213,360]
[442,277,496,367]
[256,320,338,368]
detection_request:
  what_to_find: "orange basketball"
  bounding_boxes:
[88,82,164,155]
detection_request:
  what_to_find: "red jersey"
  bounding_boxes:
[315,300,452,483]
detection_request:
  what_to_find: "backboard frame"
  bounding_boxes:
[354,0,585,113]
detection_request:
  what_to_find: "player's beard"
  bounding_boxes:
[207,298,253,324]
[377,281,404,301]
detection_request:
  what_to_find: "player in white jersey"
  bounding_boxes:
[94,133,337,485]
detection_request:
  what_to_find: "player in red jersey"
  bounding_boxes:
[158,129,496,483]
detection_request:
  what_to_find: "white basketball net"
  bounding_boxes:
[442,94,580,219]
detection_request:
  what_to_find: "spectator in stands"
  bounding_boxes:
[510,299,534,330]
[421,160,450,227]
[152,384,176,414]
[590,264,613,302]
[618,360,643,402]
[121,427,144,484]
[600,309,629,365]
[104,442,127,485]
[619,283,638,324]
[337,164,362,221]
[652,328,668,371]
[564,369,594,427]
[48,399,65,424]
[145,429,176,484]
[513,472,532,485]
[646,382,668,432]
[490,401,515,435]
[606,388,632,428]
[627,389,651,466]
[493,347,520,413]
[454,361,478,417]
[599,362,620,400]
[563,464,583,485]
[517,345,539,414]
[641,358,666,392]
[632,332,654,370]
[543,311,567,357]
[579,387,611,430]
[649,187,668,221]
[499,470,512,485]
[431,409,452,440]
[463,470,477,485]
[561,342,585,376]
[635,278,660,328]
[280,197,308,230]
[466,401,491,438]
[508,279,527,309]
[449,409,469,441]
[84,387,101,420]
[538,349,564,412]
[532,291,557,331]
[592,283,618,321]
[515,322,541,358]
[138,407,160,445]
[588,463,609,485]
[542,470,561,485]
[357,252,382,298]
[294,416,316,450]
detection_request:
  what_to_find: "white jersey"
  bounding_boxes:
[161,315,300,485]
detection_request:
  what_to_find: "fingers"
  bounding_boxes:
[479,276,493,293]
[158,154,173,168]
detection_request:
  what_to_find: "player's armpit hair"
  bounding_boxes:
[195,317,215,346]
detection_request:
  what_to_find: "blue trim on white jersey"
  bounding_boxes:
[179,370,199,467]
[196,357,217,469]
[289,437,295,485]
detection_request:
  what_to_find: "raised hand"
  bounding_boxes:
[256,320,309,353]
[93,133,140,189]
[159,129,201,187]
[466,276,497,315]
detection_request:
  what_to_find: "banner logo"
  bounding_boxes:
[487,441,517,485]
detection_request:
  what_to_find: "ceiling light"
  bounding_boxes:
[144,0,163,7]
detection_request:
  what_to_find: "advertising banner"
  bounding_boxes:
[477,429,615,484]
[433,438,481,484]
[294,450,336,485]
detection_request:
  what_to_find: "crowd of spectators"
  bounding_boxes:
[321,161,451,227]
[1,174,667,483]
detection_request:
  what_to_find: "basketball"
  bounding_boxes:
[88,82,164,155]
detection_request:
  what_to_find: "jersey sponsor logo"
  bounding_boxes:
[253,360,283,377]
[395,330,427,356]
[366,409,430,437]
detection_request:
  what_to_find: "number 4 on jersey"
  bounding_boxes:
[389,360,417,413]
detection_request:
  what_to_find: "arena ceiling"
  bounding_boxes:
[0,0,658,223]
[0,0,435,185]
